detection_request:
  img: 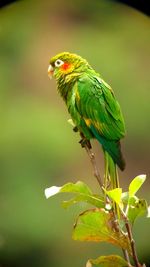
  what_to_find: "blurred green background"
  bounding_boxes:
[0,0,149,266]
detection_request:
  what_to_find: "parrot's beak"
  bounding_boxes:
[48,64,54,79]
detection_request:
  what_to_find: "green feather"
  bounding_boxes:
[89,124,125,171]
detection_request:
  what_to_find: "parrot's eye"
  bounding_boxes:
[54,59,64,67]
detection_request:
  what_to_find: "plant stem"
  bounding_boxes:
[122,249,131,267]
[81,137,142,267]
[121,210,142,267]
[83,142,132,266]
[84,142,103,189]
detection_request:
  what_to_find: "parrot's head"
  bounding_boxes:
[48,52,90,81]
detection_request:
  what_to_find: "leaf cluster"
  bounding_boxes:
[45,175,149,266]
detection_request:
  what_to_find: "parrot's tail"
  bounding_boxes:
[90,125,125,171]
[104,151,119,189]
[104,151,121,220]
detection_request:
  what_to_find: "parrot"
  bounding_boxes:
[48,52,126,189]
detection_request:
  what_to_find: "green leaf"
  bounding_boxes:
[127,198,148,224]
[62,194,104,209]
[86,255,131,267]
[128,195,139,206]
[45,181,104,208]
[106,188,122,205]
[61,181,93,194]
[121,192,129,204]
[73,208,131,254]
[129,175,146,197]
[45,181,92,198]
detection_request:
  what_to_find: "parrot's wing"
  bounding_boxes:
[74,75,126,170]
[75,75,126,141]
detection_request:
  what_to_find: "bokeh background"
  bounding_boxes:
[0,0,150,266]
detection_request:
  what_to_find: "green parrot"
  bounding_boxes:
[48,52,126,188]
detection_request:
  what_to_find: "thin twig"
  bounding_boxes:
[121,210,142,267]
[84,143,103,189]
[122,249,131,267]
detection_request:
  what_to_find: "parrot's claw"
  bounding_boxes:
[79,138,92,149]
[73,126,78,132]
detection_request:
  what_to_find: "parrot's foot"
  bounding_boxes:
[73,126,78,132]
[79,138,92,149]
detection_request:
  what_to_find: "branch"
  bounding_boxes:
[122,249,132,267]
[121,210,142,267]
[84,142,103,189]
